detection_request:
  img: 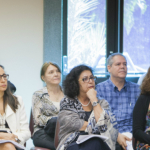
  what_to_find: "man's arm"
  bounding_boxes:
[117,133,131,150]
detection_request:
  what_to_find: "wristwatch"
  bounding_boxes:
[92,101,98,107]
[15,138,21,143]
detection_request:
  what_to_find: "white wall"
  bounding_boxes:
[0,0,43,149]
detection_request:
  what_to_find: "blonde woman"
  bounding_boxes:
[32,62,64,150]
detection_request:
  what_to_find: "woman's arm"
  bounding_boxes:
[80,121,88,131]
[85,91,118,148]
[0,132,18,141]
[12,96,31,145]
[133,95,150,145]
[58,110,84,140]
[32,93,53,126]
[86,89,118,133]
[92,103,103,122]
[86,88,103,122]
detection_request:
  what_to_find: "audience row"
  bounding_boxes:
[0,53,150,150]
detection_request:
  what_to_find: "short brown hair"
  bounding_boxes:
[140,67,150,95]
[40,62,61,81]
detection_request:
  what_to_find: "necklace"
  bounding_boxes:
[80,100,91,107]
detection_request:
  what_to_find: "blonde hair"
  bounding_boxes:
[40,62,61,81]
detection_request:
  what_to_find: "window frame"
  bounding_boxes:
[62,0,139,83]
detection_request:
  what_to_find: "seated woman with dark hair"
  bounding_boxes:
[133,67,150,150]
[0,65,31,150]
[57,65,118,150]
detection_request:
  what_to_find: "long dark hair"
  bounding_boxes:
[140,67,150,95]
[0,65,19,113]
[63,65,93,98]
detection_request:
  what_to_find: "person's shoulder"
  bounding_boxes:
[139,94,150,100]
[135,94,150,107]
[33,87,46,93]
[96,79,109,87]
[15,95,22,99]
[60,95,76,104]
[97,97,109,109]
[60,96,66,104]
[126,80,139,86]
[126,81,140,88]
[126,81,140,96]
[33,87,47,96]
[15,95,24,106]
[60,96,80,112]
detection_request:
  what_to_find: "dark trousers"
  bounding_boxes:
[67,137,111,150]
[115,142,124,150]
[33,128,55,150]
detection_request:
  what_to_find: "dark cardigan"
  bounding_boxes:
[133,94,150,145]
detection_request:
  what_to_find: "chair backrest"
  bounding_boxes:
[29,109,51,150]
[132,137,137,150]
[54,119,60,149]
[29,109,34,135]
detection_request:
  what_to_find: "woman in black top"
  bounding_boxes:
[133,67,150,149]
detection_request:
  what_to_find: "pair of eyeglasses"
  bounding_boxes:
[0,74,9,81]
[79,76,97,83]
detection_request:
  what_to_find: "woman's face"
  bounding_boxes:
[0,67,7,93]
[78,70,95,94]
[42,65,61,85]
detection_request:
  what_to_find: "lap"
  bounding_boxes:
[33,128,53,140]
[115,142,124,150]
[0,142,16,150]
[33,129,55,150]
[0,142,23,150]
[67,137,111,150]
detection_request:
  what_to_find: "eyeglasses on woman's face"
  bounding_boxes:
[79,75,97,83]
[0,74,9,81]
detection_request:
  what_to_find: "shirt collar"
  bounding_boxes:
[41,86,63,96]
[40,87,49,98]
[108,77,128,92]
[42,86,48,93]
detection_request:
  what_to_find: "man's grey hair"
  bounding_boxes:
[107,53,127,66]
